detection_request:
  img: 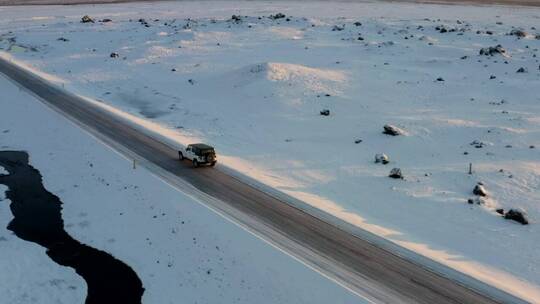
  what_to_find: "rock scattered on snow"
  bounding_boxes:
[57,37,69,42]
[354,22,362,26]
[496,208,505,215]
[470,140,486,148]
[354,139,363,144]
[473,183,487,196]
[504,209,529,225]
[269,13,286,20]
[230,15,242,23]
[138,18,149,27]
[388,168,403,179]
[320,109,330,116]
[509,29,528,38]
[81,15,95,23]
[332,25,345,31]
[479,45,507,56]
[375,153,389,164]
[383,124,405,136]
[516,67,528,73]
[110,52,119,58]
[467,197,486,205]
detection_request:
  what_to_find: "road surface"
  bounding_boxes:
[0,57,528,304]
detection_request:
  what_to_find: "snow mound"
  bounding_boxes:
[228,62,346,94]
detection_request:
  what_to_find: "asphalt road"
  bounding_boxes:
[0,58,528,304]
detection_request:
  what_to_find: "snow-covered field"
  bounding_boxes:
[1,0,539,301]
[0,74,364,303]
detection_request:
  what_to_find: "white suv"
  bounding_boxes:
[178,143,217,167]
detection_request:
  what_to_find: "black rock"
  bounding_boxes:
[383,124,404,136]
[110,52,119,58]
[496,208,505,215]
[320,109,330,116]
[509,29,528,38]
[375,153,389,164]
[516,67,528,73]
[81,15,94,23]
[479,45,507,56]
[388,168,403,179]
[504,209,529,225]
[269,13,286,20]
[473,183,487,196]
[230,15,242,22]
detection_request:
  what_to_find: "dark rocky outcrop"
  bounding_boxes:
[504,209,529,225]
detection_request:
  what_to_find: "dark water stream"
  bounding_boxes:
[0,151,144,304]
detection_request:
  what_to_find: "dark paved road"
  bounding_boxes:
[0,57,529,304]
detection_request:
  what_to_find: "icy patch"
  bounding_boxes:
[0,165,7,176]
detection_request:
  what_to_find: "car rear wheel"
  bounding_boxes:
[210,161,216,167]
[192,159,199,167]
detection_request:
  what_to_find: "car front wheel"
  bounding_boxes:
[193,159,199,167]
[178,151,184,160]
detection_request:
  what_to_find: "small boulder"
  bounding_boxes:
[230,15,242,23]
[100,18,112,23]
[383,124,405,136]
[504,209,529,225]
[496,208,505,215]
[375,153,389,164]
[473,183,487,196]
[110,52,119,58]
[332,25,345,31]
[269,13,286,20]
[320,109,330,116]
[388,168,403,179]
[81,15,95,23]
[516,67,528,73]
[468,197,486,205]
[470,140,485,148]
[509,29,528,38]
[479,45,507,56]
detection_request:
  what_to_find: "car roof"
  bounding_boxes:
[189,143,215,150]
